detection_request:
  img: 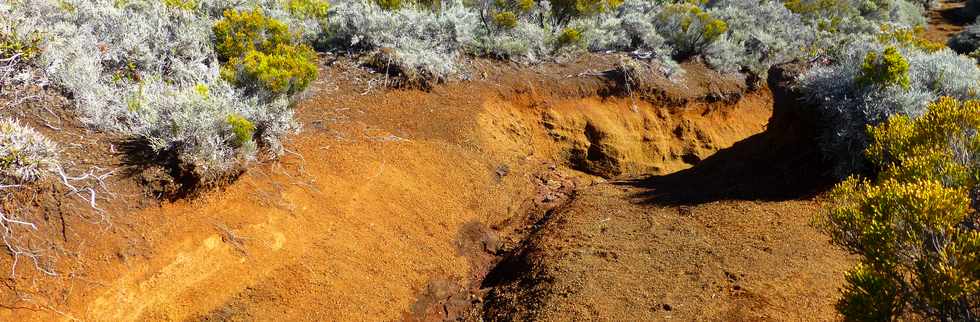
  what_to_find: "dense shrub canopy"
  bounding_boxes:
[222,42,318,96]
[653,3,728,59]
[0,0,951,184]
[0,0,327,183]
[823,97,980,321]
[856,46,911,90]
[325,0,865,83]
[214,9,319,97]
[799,41,980,177]
[213,9,293,61]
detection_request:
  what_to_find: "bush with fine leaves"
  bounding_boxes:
[653,2,728,59]
[822,97,980,321]
[329,0,480,83]
[798,42,980,177]
[0,0,326,185]
[0,119,58,184]
[214,9,318,97]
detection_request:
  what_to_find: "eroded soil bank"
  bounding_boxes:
[0,56,849,321]
[477,62,850,321]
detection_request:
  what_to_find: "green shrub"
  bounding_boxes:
[195,83,209,99]
[162,0,198,10]
[213,9,318,96]
[783,0,853,16]
[213,9,292,62]
[221,44,318,96]
[550,0,623,26]
[655,3,728,59]
[0,26,42,61]
[226,114,256,146]
[285,0,330,19]
[509,0,535,12]
[481,0,533,34]
[856,46,911,90]
[493,11,519,29]
[877,25,944,53]
[821,97,980,321]
[376,0,403,10]
[557,27,582,47]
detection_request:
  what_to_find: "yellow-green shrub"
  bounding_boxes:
[856,46,910,90]
[655,3,728,58]
[877,25,944,53]
[0,27,41,61]
[226,114,256,146]
[285,0,330,19]
[195,83,209,99]
[221,44,318,96]
[550,0,622,25]
[213,9,318,96]
[783,0,852,16]
[822,97,980,321]
[556,27,582,48]
[376,0,403,10]
[493,11,519,29]
[162,0,198,10]
[213,9,292,62]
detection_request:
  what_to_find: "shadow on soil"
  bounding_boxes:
[617,128,832,205]
[619,61,836,206]
[939,3,974,26]
[117,139,243,200]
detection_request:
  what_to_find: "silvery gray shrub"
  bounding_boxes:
[799,42,980,177]
[0,0,315,182]
[0,118,58,184]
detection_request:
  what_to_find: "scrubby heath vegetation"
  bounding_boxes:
[821,97,980,321]
[0,0,327,187]
[327,0,828,84]
[793,1,980,320]
[329,0,952,83]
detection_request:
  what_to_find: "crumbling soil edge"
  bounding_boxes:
[450,61,834,321]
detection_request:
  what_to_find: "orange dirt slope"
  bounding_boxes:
[0,57,846,321]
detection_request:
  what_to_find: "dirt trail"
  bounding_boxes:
[0,57,787,320]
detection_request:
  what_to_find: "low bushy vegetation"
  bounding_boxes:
[0,0,327,184]
[329,0,480,84]
[795,2,980,318]
[799,41,980,177]
[821,97,980,321]
[856,46,911,89]
[214,9,318,97]
[325,0,846,84]
[0,119,58,184]
[0,0,945,186]
[653,2,728,59]
[0,19,41,61]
